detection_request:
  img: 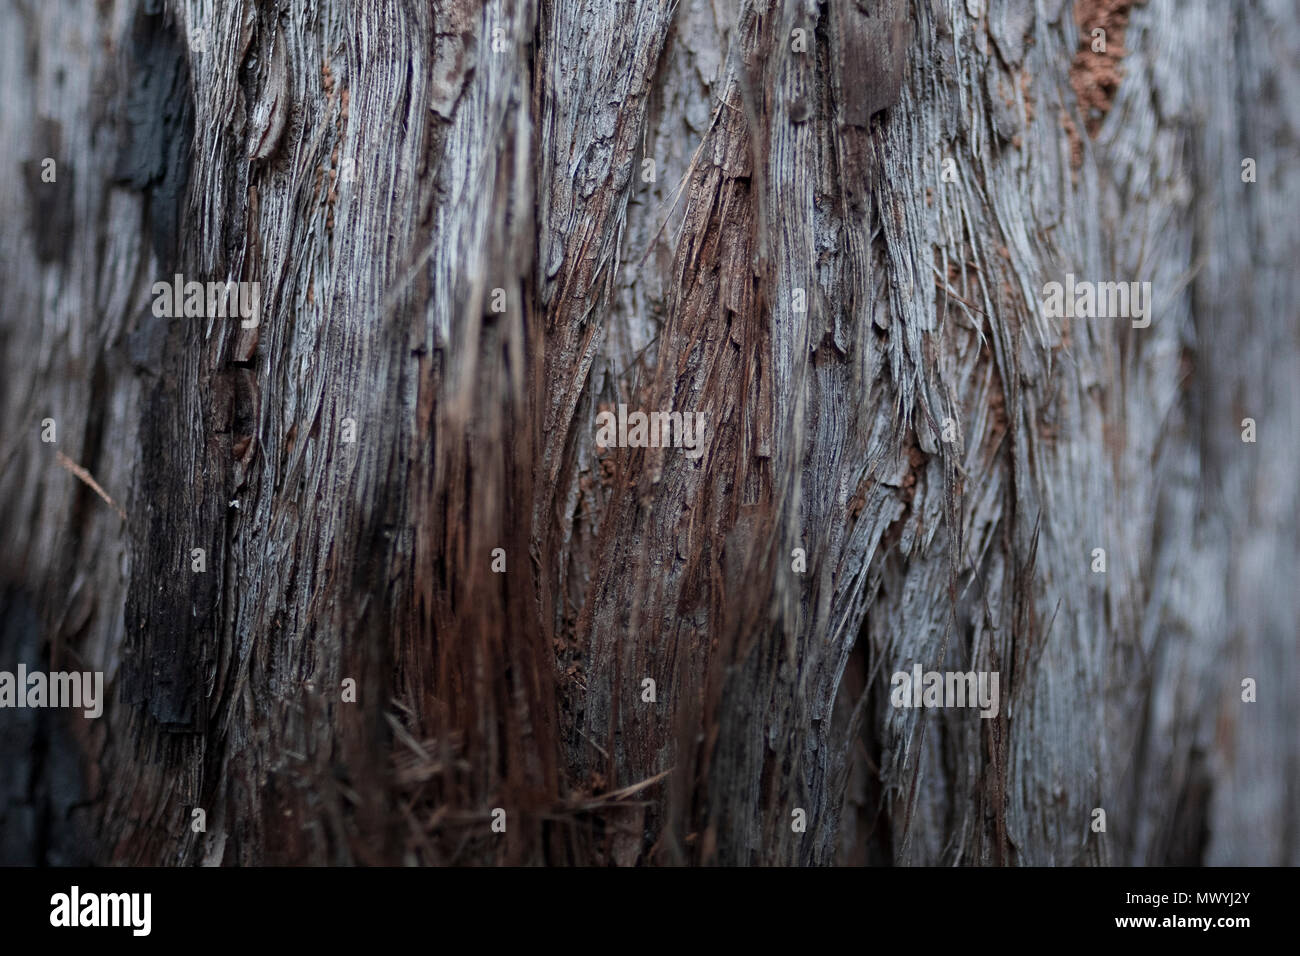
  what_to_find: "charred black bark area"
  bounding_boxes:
[121,364,221,733]
[116,0,209,733]
[114,0,193,270]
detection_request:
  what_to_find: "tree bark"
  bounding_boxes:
[1,0,1296,866]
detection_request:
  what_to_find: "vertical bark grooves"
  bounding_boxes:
[0,0,1295,866]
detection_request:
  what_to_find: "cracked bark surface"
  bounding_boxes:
[1,0,1296,865]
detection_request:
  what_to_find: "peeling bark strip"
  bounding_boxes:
[0,0,1297,867]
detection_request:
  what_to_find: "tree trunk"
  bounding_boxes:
[1,0,1296,866]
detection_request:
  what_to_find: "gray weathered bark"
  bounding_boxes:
[1,0,1296,866]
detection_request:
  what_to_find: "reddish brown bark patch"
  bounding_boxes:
[1069,0,1140,136]
[1060,109,1084,177]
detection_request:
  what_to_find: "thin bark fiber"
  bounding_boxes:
[1,0,1296,865]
